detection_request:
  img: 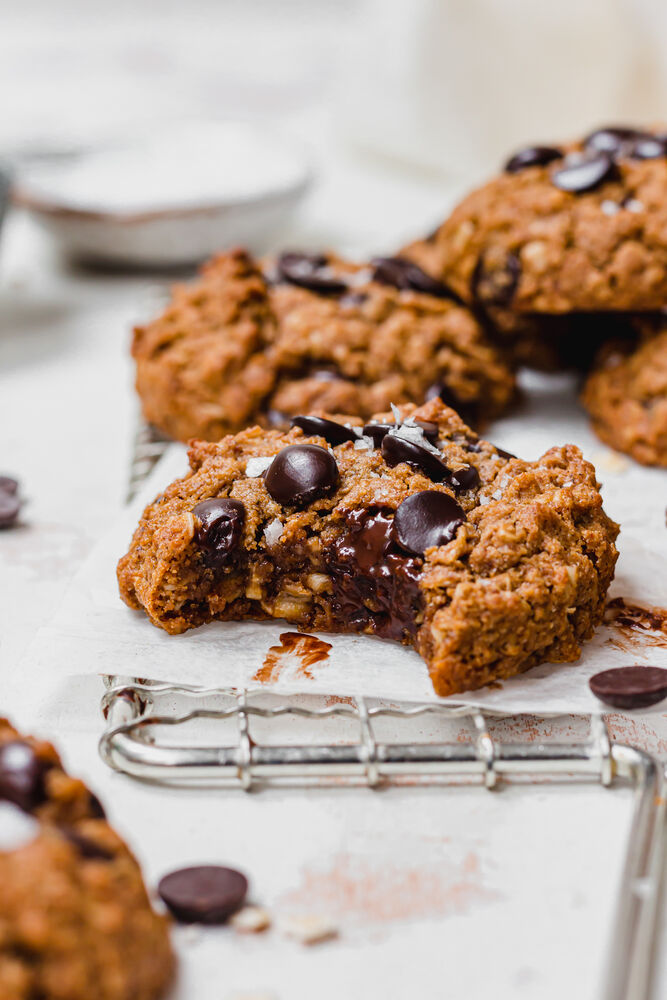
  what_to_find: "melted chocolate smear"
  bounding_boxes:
[551,152,618,193]
[504,145,562,173]
[382,434,451,482]
[62,827,114,861]
[254,632,332,683]
[604,597,667,638]
[264,444,339,507]
[325,508,422,642]
[291,415,358,446]
[192,498,245,566]
[0,741,51,813]
[471,249,520,307]
[392,491,465,556]
[276,252,347,296]
[158,865,248,924]
[370,256,459,301]
[589,666,667,709]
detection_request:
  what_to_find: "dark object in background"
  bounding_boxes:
[0,166,10,238]
[0,476,22,528]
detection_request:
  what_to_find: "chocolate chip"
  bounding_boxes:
[276,252,347,296]
[192,498,245,565]
[363,420,438,448]
[0,741,51,813]
[504,145,562,173]
[589,666,667,709]
[0,476,18,495]
[88,793,106,819]
[494,446,517,460]
[0,492,20,529]
[392,491,465,556]
[551,153,618,193]
[471,249,520,306]
[264,444,339,506]
[381,435,451,482]
[158,865,248,924]
[291,415,358,446]
[61,827,114,861]
[583,126,642,155]
[625,135,667,160]
[370,256,457,300]
[449,464,480,490]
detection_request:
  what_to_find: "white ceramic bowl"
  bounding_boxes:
[13,123,313,267]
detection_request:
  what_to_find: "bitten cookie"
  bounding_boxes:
[117,399,619,697]
[403,126,667,314]
[582,326,667,466]
[0,718,174,1000]
[132,249,516,442]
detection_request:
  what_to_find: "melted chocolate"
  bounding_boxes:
[192,498,245,567]
[325,508,422,642]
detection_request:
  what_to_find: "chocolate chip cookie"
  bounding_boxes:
[0,718,174,1000]
[117,399,619,697]
[132,249,516,442]
[582,326,667,466]
[403,126,667,314]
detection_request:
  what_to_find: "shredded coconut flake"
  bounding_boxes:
[264,518,284,546]
[601,200,620,216]
[391,422,441,456]
[245,455,274,478]
[353,435,374,451]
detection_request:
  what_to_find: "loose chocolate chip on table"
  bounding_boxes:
[291,415,358,446]
[0,741,51,812]
[551,153,618,194]
[370,256,457,300]
[589,666,667,710]
[0,476,18,495]
[192,499,245,564]
[264,444,339,506]
[382,435,451,482]
[392,491,465,556]
[61,827,114,861]
[0,492,20,529]
[583,126,643,155]
[276,252,347,296]
[158,865,248,924]
[504,145,562,173]
[471,249,520,307]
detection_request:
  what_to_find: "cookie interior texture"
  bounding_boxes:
[132,249,516,442]
[117,399,619,697]
[0,718,174,1000]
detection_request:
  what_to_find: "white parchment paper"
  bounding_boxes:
[27,373,667,715]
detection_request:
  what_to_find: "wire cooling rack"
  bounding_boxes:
[106,422,667,1000]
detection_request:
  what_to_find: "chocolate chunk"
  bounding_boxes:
[370,256,457,300]
[0,476,18,495]
[325,508,422,641]
[193,498,245,565]
[551,153,618,193]
[88,793,106,819]
[589,666,667,709]
[158,865,248,924]
[504,145,562,173]
[0,492,20,529]
[392,491,465,556]
[291,415,358,446]
[264,444,339,506]
[0,741,51,813]
[494,446,517,460]
[625,134,667,160]
[382,435,451,482]
[583,126,642,155]
[276,252,347,296]
[449,464,480,490]
[363,420,438,448]
[62,827,114,861]
[471,249,520,306]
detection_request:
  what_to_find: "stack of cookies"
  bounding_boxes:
[403,124,667,467]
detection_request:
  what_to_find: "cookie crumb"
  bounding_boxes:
[281,914,339,945]
[230,906,271,934]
